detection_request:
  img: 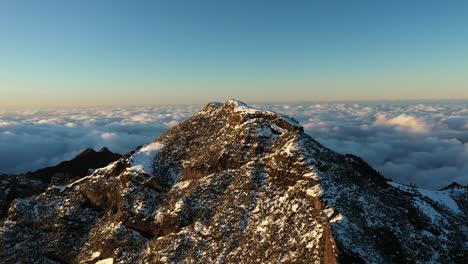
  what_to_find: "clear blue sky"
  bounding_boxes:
[1,0,468,106]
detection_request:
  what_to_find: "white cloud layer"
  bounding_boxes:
[374,114,431,134]
[1,101,467,189]
[0,105,198,174]
[262,101,468,189]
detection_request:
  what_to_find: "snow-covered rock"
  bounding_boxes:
[0,100,466,263]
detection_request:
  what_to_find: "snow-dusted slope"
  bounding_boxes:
[0,100,466,264]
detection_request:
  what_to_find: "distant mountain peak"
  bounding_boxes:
[440,181,465,191]
[98,147,112,153]
[76,147,97,157]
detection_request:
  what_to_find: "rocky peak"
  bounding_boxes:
[440,182,464,191]
[76,147,97,158]
[200,99,303,132]
[98,147,112,153]
[0,100,466,264]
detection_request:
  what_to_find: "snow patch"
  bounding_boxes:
[174,180,191,189]
[330,213,344,223]
[418,189,462,214]
[95,258,113,264]
[174,199,184,212]
[389,182,462,214]
[67,175,93,188]
[323,208,334,218]
[226,99,302,129]
[306,185,323,197]
[292,204,300,212]
[413,198,443,224]
[282,140,298,156]
[227,99,261,115]
[90,251,101,260]
[256,126,274,138]
[53,185,67,192]
[92,161,117,175]
[129,142,165,175]
[271,123,286,133]
[256,219,270,233]
[303,171,319,180]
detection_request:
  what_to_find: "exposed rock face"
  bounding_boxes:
[0,147,121,219]
[0,100,466,264]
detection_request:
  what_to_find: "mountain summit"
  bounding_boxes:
[1,100,466,263]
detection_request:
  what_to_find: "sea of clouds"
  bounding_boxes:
[1,101,467,189]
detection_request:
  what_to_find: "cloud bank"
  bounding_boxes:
[263,101,468,189]
[1,101,467,189]
[0,106,198,174]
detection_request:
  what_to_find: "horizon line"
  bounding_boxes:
[1,98,468,110]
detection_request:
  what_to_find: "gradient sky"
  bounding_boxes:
[1,0,468,106]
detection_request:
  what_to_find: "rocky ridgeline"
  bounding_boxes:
[0,100,466,264]
[0,147,121,219]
